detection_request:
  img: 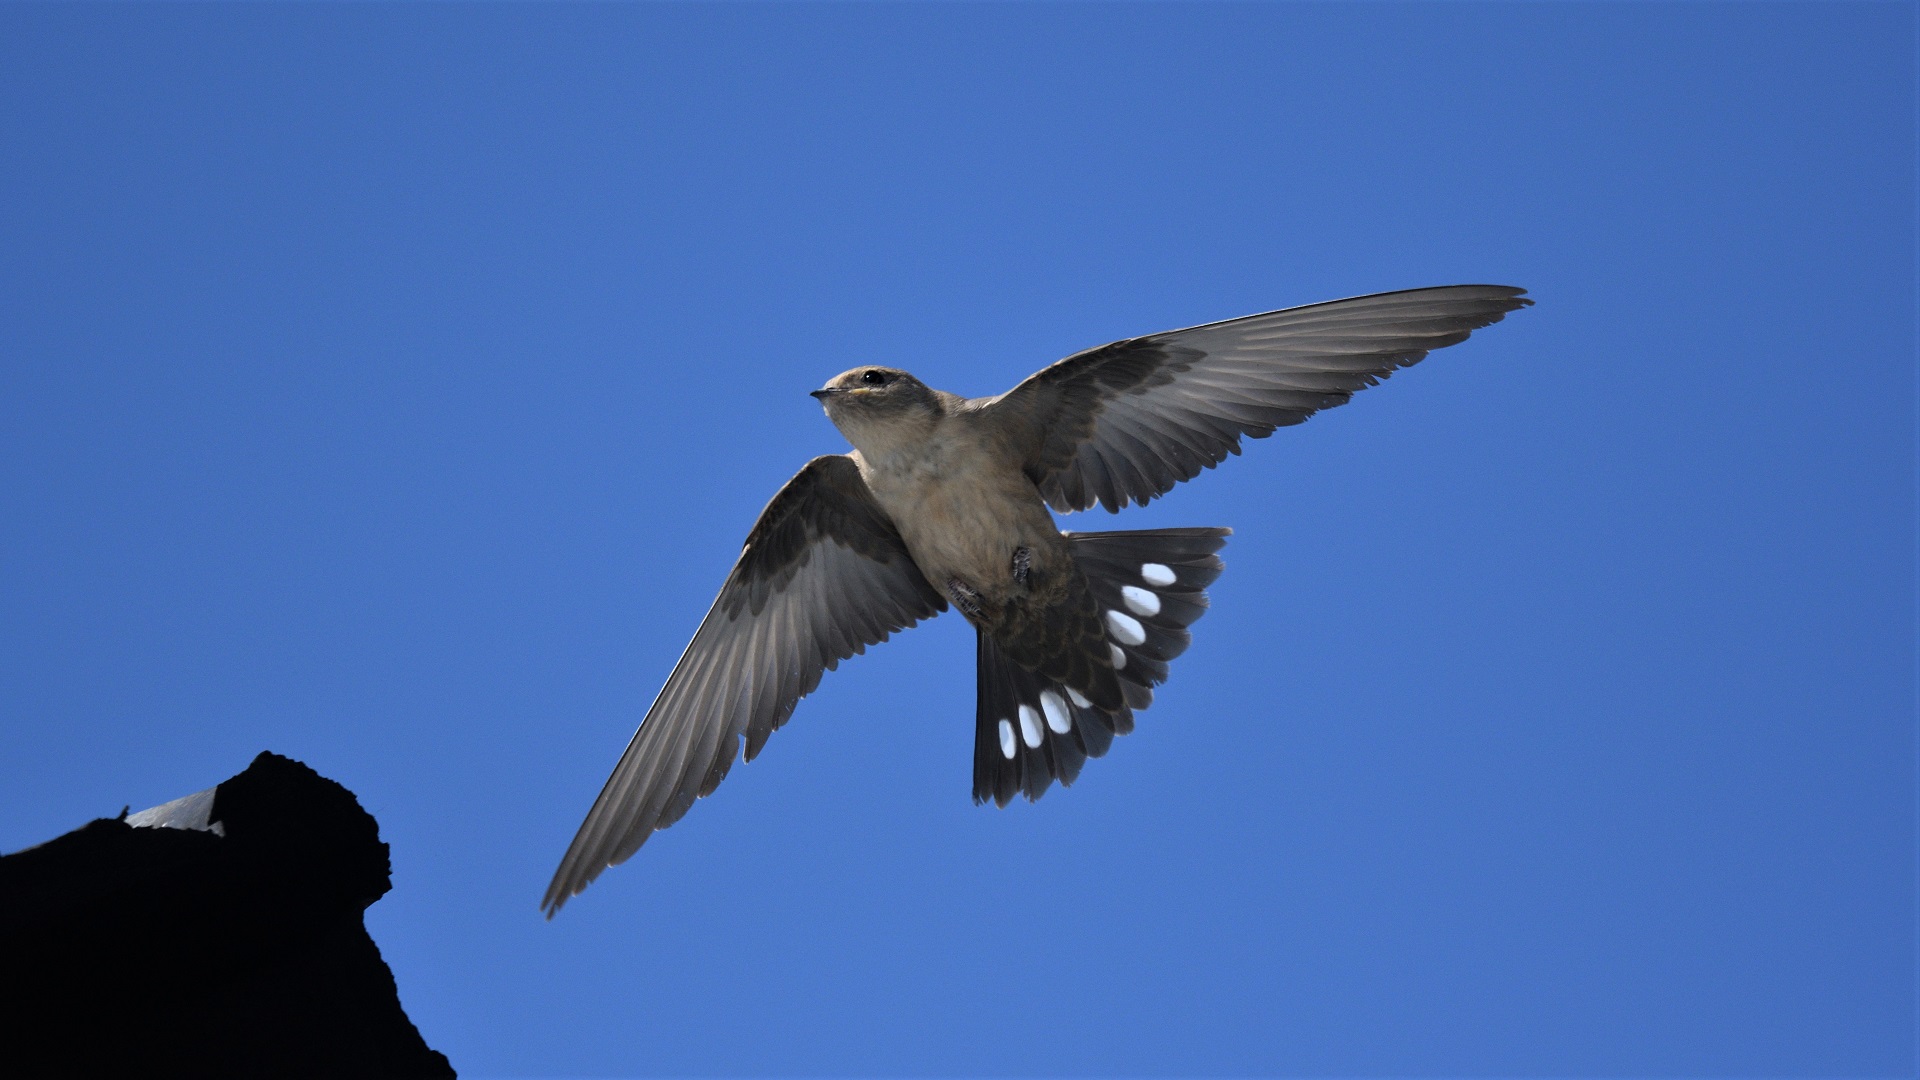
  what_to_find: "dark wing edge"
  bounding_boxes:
[542,455,943,916]
[986,285,1532,514]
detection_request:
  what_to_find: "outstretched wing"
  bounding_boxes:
[986,285,1532,513]
[544,455,944,915]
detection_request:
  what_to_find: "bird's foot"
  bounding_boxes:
[947,577,985,621]
[1010,546,1032,586]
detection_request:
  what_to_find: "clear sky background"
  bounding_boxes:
[1,4,1912,1078]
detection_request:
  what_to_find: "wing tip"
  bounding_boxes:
[1415,282,1530,302]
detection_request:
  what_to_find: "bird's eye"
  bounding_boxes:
[861,369,888,386]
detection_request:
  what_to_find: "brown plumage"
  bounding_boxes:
[544,284,1531,915]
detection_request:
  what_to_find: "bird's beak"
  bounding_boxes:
[810,388,845,400]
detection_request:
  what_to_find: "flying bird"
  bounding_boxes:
[544,284,1530,914]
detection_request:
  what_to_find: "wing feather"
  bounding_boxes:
[543,455,944,915]
[986,285,1531,513]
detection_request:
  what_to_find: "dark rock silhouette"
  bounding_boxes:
[0,752,456,1078]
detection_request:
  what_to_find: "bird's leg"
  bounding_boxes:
[1010,546,1032,587]
[946,577,985,622]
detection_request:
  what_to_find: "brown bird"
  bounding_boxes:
[544,284,1531,915]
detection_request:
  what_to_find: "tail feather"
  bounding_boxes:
[972,527,1229,806]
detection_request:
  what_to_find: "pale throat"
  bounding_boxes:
[840,410,955,490]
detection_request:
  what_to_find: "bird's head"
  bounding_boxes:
[811,366,942,454]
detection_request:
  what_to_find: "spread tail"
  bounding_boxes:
[972,527,1228,806]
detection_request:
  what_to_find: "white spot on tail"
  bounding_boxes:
[997,719,1016,759]
[1141,562,1176,587]
[1109,643,1127,670]
[1018,705,1043,748]
[1067,687,1092,708]
[1121,585,1161,617]
[1039,690,1070,734]
[1106,609,1146,646]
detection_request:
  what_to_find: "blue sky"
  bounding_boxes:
[1,4,1912,1077]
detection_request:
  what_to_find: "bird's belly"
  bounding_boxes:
[865,464,1056,592]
